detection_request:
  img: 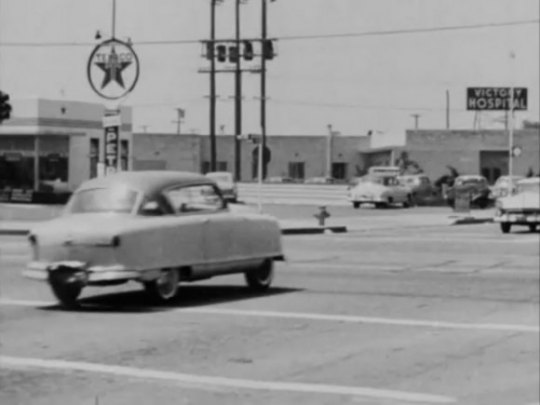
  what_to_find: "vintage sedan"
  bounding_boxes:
[489,175,525,200]
[23,171,284,308]
[493,177,540,233]
[347,175,412,208]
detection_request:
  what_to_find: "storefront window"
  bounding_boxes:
[90,138,99,178]
[120,140,129,171]
[0,154,34,189]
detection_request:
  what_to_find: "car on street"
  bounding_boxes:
[304,176,335,184]
[444,174,492,209]
[205,171,238,202]
[489,175,525,200]
[397,174,438,205]
[493,177,540,233]
[22,171,284,308]
[347,174,412,208]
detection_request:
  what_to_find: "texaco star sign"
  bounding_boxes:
[87,38,140,100]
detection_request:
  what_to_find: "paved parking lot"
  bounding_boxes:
[0,222,538,405]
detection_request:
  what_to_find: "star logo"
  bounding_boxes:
[95,46,132,89]
[87,38,140,100]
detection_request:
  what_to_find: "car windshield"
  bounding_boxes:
[456,177,483,186]
[516,181,540,194]
[67,187,139,214]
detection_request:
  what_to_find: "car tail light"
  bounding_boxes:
[111,236,121,247]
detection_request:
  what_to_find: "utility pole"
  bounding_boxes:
[411,113,421,130]
[260,0,268,179]
[173,108,184,134]
[209,0,217,171]
[234,0,242,181]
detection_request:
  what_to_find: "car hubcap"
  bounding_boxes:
[156,269,178,299]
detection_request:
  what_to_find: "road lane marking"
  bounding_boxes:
[177,307,540,333]
[1,298,538,333]
[0,355,456,403]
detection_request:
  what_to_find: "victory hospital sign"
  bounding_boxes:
[467,87,528,111]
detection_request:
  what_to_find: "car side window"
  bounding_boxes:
[165,184,224,214]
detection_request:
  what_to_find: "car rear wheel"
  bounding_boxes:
[144,268,179,302]
[403,195,413,208]
[529,224,537,232]
[352,202,360,209]
[500,222,512,234]
[49,272,83,309]
[245,260,274,291]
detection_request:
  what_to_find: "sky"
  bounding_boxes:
[0,0,538,136]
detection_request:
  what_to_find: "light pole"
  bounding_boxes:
[508,51,516,194]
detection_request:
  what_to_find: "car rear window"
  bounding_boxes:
[67,187,139,214]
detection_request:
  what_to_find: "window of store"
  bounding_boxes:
[89,138,99,178]
[120,140,129,171]
[288,162,305,180]
[332,162,347,180]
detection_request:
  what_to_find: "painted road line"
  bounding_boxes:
[285,261,540,276]
[1,298,538,333]
[177,307,540,333]
[0,355,456,403]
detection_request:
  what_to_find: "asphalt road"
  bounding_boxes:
[0,221,538,405]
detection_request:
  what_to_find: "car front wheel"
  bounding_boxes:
[144,268,180,302]
[49,271,83,309]
[352,202,360,209]
[245,260,274,291]
[500,222,512,234]
[529,224,537,232]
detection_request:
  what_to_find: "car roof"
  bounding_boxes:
[76,171,214,196]
[206,171,233,177]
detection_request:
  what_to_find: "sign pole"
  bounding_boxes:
[258,133,263,213]
[508,87,514,190]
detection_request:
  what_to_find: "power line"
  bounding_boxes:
[278,19,539,41]
[0,19,537,47]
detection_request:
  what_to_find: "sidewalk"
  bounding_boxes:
[0,209,495,236]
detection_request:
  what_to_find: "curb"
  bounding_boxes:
[281,226,348,235]
[0,229,29,236]
[450,217,494,225]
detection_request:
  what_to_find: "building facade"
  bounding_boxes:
[134,129,539,184]
[0,98,132,199]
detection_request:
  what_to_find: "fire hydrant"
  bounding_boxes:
[314,206,330,226]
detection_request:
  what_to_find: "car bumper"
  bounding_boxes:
[494,213,540,224]
[348,195,384,203]
[23,261,160,284]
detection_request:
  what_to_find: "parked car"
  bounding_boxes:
[205,171,238,202]
[304,176,335,184]
[444,175,492,209]
[494,177,540,233]
[22,171,284,308]
[266,176,295,183]
[347,175,412,208]
[397,174,438,204]
[489,175,525,200]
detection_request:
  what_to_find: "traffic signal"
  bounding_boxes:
[262,39,274,60]
[243,40,254,61]
[0,91,12,123]
[228,46,239,63]
[206,41,214,60]
[216,45,227,62]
